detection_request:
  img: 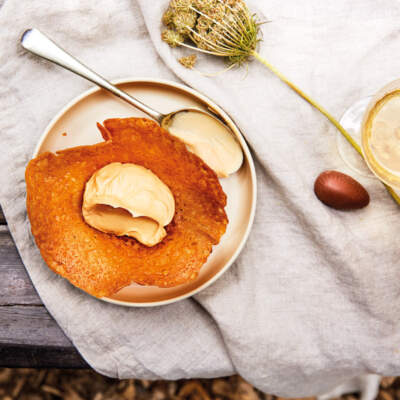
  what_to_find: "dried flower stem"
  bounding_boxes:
[251,50,400,206]
[251,51,361,154]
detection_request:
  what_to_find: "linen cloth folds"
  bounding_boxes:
[0,0,400,396]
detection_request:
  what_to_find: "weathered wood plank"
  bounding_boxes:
[0,344,88,368]
[0,305,87,368]
[0,226,41,305]
[0,226,87,368]
[0,206,5,225]
[0,305,70,347]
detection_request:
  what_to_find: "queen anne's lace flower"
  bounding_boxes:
[161,0,260,65]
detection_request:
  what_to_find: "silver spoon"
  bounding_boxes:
[21,28,195,127]
[21,28,243,177]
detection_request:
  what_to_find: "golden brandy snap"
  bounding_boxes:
[25,118,228,298]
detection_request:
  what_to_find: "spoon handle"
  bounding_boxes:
[21,28,164,123]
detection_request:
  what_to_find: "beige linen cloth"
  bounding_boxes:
[0,0,399,396]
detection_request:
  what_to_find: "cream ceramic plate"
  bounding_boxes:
[34,78,257,307]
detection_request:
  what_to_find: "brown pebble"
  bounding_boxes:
[314,170,370,210]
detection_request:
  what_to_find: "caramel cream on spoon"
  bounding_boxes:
[165,110,243,178]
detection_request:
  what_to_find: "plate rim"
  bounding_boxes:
[33,77,257,307]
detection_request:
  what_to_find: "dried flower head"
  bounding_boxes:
[161,0,261,65]
[179,54,197,69]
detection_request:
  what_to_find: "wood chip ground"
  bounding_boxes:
[0,370,397,400]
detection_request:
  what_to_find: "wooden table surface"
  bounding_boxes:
[0,206,88,368]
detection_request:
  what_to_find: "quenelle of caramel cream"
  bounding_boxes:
[166,110,243,178]
[82,162,175,246]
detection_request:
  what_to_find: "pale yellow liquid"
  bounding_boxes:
[369,92,400,173]
[362,89,400,188]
